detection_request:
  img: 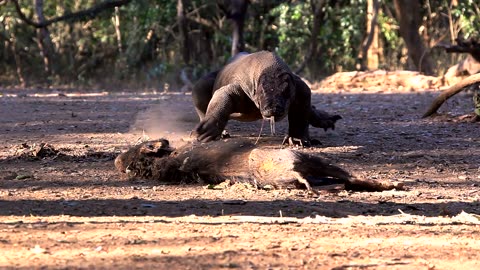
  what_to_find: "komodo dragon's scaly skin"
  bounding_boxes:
[192,51,341,146]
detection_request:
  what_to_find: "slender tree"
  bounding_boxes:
[177,0,190,65]
[393,0,434,75]
[296,0,327,74]
[34,0,56,76]
[361,0,379,70]
[218,0,249,56]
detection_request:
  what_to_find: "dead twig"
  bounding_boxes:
[11,0,132,28]
[422,73,480,118]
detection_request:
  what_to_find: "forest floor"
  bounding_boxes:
[1,74,480,269]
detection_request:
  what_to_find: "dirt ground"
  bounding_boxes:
[1,79,480,269]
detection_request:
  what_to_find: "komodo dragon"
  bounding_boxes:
[192,51,341,146]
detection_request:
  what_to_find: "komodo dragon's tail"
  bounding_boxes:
[309,106,342,131]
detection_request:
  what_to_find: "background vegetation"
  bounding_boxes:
[0,0,478,89]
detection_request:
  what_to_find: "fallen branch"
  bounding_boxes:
[423,73,480,118]
[11,0,132,28]
[434,38,480,62]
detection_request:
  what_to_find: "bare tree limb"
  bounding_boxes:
[434,38,480,62]
[186,14,219,30]
[422,73,480,118]
[10,0,132,28]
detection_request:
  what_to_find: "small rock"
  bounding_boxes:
[15,174,32,180]
[30,245,48,254]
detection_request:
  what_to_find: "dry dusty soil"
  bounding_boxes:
[1,81,479,269]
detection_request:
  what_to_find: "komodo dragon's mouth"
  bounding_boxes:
[260,106,286,119]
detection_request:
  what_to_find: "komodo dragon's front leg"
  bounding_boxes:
[285,82,312,146]
[283,76,342,146]
[192,71,218,121]
[282,75,318,146]
[194,84,247,142]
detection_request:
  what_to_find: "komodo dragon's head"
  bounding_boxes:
[256,66,295,122]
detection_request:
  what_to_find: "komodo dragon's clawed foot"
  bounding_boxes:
[194,118,224,142]
[221,130,231,139]
[282,136,321,147]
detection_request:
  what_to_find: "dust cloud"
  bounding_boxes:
[130,102,199,145]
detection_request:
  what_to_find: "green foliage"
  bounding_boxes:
[377,12,400,48]
[270,0,367,76]
[376,8,403,70]
[450,0,480,38]
[326,0,366,72]
[0,0,479,87]
[272,2,312,66]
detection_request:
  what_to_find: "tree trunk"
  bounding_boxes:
[361,0,379,70]
[230,14,245,56]
[34,0,56,77]
[11,36,26,87]
[295,0,326,74]
[113,6,123,54]
[177,0,190,65]
[229,0,248,56]
[218,0,249,56]
[393,0,434,75]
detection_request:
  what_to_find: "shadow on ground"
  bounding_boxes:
[1,197,478,218]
